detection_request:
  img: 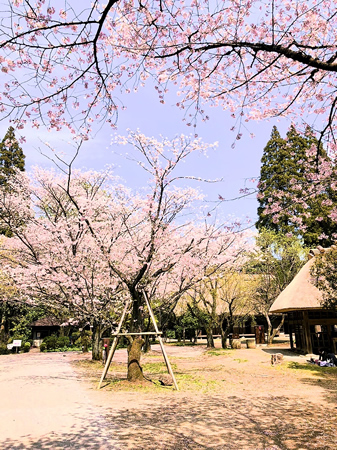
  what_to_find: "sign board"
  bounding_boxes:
[7,344,14,350]
[12,340,22,347]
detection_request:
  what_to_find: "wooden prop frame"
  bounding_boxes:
[97,292,179,390]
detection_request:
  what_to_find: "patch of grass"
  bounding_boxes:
[142,362,177,374]
[167,341,200,347]
[73,359,123,373]
[234,358,248,363]
[102,378,165,393]
[175,372,220,392]
[206,348,232,356]
[287,361,337,375]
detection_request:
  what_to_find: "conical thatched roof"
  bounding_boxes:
[269,257,323,313]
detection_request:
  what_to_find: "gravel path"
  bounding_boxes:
[0,351,115,449]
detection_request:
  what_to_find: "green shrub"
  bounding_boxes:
[166,330,176,340]
[75,331,92,352]
[39,342,47,352]
[0,343,9,355]
[23,342,31,353]
[57,336,69,348]
[59,346,69,352]
[43,335,58,350]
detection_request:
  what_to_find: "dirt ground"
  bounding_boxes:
[74,341,337,450]
[1,340,337,449]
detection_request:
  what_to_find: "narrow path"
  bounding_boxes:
[0,351,115,449]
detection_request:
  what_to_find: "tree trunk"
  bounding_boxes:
[127,336,145,381]
[91,323,102,361]
[143,334,151,353]
[220,327,229,349]
[206,328,215,348]
[265,314,273,345]
[127,289,145,381]
[0,301,7,344]
[220,316,232,349]
[183,327,186,345]
[269,314,285,344]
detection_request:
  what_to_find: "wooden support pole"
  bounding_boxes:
[143,290,179,391]
[110,332,162,336]
[97,300,130,389]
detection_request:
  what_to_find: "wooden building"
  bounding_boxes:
[31,317,61,347]
[270,251,337,355]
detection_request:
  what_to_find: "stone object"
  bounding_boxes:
[271,353,284,365]
[246,338,256,349]
[231,339,242,349]
[158,374,174,386]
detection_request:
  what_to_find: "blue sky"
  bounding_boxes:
[0,80,292,225]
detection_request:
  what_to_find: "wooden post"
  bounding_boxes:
[97,300,130,389]
[289,324,294,350]
[143,290,179,391]
[302,311,312,354]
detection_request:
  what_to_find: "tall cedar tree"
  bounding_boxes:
[257,125,337,248]
[0,126,25,236]
[0,127,25,184]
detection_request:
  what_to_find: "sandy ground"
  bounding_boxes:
[0,342,336,449]
[0,351,114,449]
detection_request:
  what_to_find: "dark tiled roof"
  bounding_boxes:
[30,317,61,327]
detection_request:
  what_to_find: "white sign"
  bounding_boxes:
[12,340,22,347]
[7,344,13,350]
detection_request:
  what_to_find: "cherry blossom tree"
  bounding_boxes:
[0,130,247,379]
[0,0,336,144]
[2,1,337,236]
[184,240,253,348]
[0,167,126,359]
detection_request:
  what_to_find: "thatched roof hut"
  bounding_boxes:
[270,258,322,313]
[269,247,337,355]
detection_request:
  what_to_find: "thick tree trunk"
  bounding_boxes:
[127,336,145,381]
[206,328,215,348]
[127,289,145,381]
[91,323,102,361]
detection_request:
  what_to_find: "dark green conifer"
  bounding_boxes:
[0,126,26,236]
[257,125,337,247]
[0,126,25,185]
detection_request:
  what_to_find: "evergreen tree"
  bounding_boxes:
[257,125,337,247]
[0,127,25,236]
[0,126,25,185]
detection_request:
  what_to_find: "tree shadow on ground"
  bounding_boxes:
[103,394,336,450]
[3,393,336,450]
[287,361,337,405]
[2,416,117,450]
[261,348,304,357]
